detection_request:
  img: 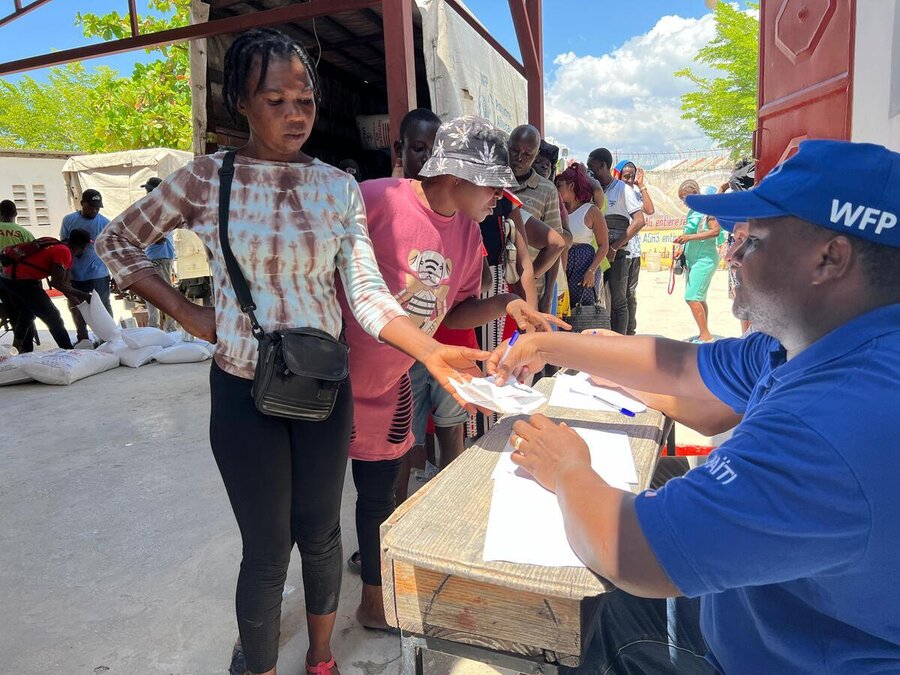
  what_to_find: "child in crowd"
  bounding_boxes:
[343,115,568,630]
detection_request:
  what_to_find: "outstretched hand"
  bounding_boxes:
[485,332,546,385]
[424,344,491,413]
[506,298,571,333]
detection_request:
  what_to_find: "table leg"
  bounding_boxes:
[401,631,425,675]
[400,631,562,673]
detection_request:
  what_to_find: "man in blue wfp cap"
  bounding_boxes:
[486,140,900,673]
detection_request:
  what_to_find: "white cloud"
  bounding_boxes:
[544,13,719,161]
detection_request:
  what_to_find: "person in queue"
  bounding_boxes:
[345,107,477,569]
[507,124,570,315]
[533,140,559,181]
[97,28,493,675]
[488,140,900,673]
[675,180,722,343]
[586,148,645,334]
[616,160,654,334]
[555,162,608,309]
[343,115,568,632]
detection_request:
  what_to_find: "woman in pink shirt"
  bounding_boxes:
[344,115,569,630]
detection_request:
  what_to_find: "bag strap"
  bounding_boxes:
[3,239,60,281]
[217,151,264,339]
[575,278,597,307]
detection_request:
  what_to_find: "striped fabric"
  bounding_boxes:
[96,152,405,380]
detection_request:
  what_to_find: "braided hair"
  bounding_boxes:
[222,28,321,123]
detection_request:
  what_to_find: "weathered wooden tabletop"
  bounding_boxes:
[382,376,668,601]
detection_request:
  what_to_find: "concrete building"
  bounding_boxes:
[0,149,74,238]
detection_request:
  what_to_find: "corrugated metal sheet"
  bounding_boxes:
[206,0,426,84]
[204,0,429,152]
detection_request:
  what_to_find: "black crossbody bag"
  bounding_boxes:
[217,150,349,421]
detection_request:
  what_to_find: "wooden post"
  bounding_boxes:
[128,0,140,37]
[382,0,416,160]
[508,0,544,134]
[526,0,543,133]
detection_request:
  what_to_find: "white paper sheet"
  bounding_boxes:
[483,476,585,567]
[483,426,639,567]
[547,373,647,414]
[450,375,546,415]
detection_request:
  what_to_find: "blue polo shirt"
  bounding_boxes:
[146,234,175,261]
[60,211,110,281]
[635,304,900,673]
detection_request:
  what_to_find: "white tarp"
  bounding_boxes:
[61,148,192,220]
[415,0,527,133]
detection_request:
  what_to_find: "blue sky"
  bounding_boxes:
[1,0,713,79]
[0,0,738,155]
[465,0,714,74]
[0,0,162,79]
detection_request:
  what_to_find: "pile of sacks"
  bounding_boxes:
[82,288,215,369]
[97,327,215,368]
[0,291,214,386]
[0,329,215,386]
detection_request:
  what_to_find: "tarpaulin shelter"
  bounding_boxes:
[61,148,193,218]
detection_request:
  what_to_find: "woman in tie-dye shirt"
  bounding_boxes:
[97,29,489,675]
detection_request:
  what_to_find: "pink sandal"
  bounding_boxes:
[306,657,338,674]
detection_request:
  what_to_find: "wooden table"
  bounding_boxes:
[381,377,671,673]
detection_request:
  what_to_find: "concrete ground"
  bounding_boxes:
[1,270,739,675]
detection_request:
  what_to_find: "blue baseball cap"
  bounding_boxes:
[686,140,900,248]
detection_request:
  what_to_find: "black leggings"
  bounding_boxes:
[209,361,352,673]
[352,456,404,586]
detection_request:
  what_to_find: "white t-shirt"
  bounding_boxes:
[603,178,642,220]
[627,184,644,257]
[603,179,643,256]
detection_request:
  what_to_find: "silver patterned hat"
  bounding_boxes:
[418,115,519,188]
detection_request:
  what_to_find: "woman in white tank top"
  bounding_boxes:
[556,163,609,306]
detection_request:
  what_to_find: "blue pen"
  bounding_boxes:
[497,329,520,368]
[570,387,636,417]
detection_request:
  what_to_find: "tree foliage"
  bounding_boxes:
[0,0,192,152]
[676,2,759,159]
[0,63,118,151]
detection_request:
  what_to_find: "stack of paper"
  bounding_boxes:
[548,372,647,414]
[450,375,546,415]
[483,426,639,568]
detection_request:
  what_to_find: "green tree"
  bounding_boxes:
[0,63,117,151]
[0,0,191,152]
[676,2,759,159]
[77,0,192,151]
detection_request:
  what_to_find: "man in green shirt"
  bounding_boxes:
[0,199,36,344]
[0,200,34,250]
